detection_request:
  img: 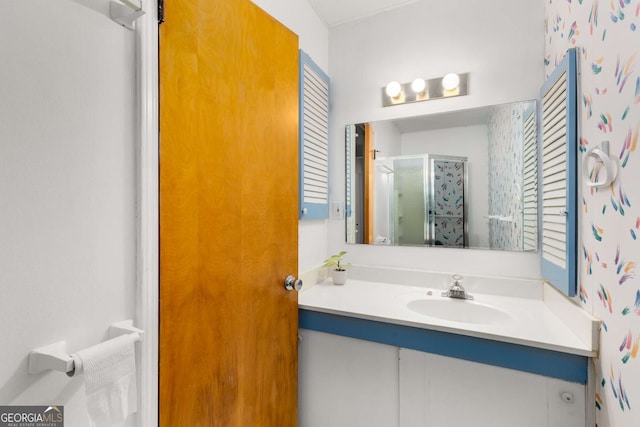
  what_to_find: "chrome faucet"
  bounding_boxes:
[441,274,474,300]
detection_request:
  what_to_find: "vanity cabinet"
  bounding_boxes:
[299,330,586,427]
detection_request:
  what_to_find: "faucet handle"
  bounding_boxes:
[443,274,473,300]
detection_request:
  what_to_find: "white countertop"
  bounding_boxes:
[298,268,600,357]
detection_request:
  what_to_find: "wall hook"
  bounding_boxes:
[583,141,618,188]
[110,0,146,30]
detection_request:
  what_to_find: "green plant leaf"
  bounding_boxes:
[322,251,349,269]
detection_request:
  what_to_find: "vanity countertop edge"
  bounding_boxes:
[298,265,600,360]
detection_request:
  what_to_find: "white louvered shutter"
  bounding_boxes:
[299,51,330,219]
[541,70,568,267]
[539,48,578,296]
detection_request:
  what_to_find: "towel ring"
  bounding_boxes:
[583,145,617,188]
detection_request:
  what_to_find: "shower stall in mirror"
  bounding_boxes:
[346,124,469,248]
[374,155,468,247]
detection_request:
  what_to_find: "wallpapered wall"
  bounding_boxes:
[545,1,640,426]
[488,102,530,250]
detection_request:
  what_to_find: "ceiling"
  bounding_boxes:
[307,0,419,27]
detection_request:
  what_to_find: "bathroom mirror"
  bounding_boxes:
[345,100,538,251]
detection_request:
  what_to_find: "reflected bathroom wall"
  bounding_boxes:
[487,101,538,251]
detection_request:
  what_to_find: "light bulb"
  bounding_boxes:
[385,81,402,98]
[411,78,426,93]
[442,73,460,91]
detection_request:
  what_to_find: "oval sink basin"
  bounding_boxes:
[406,298,512,324]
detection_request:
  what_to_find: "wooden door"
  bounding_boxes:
[159,1,299,425]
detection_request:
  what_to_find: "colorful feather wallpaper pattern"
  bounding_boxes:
[487,102,531,251]
[546,0,640,426]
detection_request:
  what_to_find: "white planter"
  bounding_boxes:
[331,269,348,285]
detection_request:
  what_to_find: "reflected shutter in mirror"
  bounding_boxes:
[522,104,538,251]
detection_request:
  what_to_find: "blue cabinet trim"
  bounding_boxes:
[300,309,588,384]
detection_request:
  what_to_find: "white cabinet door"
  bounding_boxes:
[399,349,586,427]
[299,329,399,427]
[298,331,587,427]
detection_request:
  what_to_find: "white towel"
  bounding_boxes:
[74,334,138,427]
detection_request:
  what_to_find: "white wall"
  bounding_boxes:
[252,0,330,272]
[0,1,137,426]
[401,125,490,248]
[327,0,544,278]
[371,120,402,158]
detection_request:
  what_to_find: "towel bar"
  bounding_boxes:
[28,320,143,377]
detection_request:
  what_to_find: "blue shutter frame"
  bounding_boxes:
[539,48,578,297]
[299,50,330,219]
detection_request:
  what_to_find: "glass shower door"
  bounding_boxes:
[392,156,428,246]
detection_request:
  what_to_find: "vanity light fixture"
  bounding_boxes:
[411,78,426,93]
[382,72,469,107]
[411,78,428,100]
[385,81,402,98]
[442,73,460,91]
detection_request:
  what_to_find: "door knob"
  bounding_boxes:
[284,275,303,291]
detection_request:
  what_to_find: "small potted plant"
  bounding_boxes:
[322,251,351,285]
